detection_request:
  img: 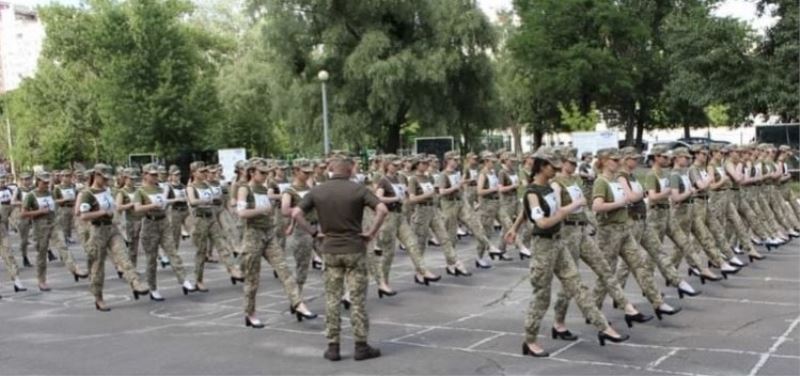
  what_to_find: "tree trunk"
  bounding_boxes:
[385,121,401,153]
[533,128,544,150]
[683,124,691,139]
[635,116,645,150]
[510,121,522,154]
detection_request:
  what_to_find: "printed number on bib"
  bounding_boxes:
[148,193,167,209]
[631,181,644,194]
[448,173,461,186]
[530,206,545,221]
[566,185,584,213]
[61,188,76,200]
[543,192,559,214]
[277,183,291,194]
[36,196,56,212]
[509,175,519,186]
[96,191,115,211]
[392,184,406,198]
[487,174,499,189]
[420,182,435,194]
[253,193,271,209]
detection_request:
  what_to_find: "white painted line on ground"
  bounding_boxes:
[747,314,800,376]
[648,348,681,369]
[548,338,582,357]
[464,332,505,350]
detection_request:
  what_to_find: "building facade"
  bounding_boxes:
[0,1,44,93]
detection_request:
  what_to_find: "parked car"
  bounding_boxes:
[644,138,731,167]
[677,137,732,147]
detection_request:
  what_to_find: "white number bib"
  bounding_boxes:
[95,190,115,212]
[469,169,479,180]
[716,167,725,179]
[253,193,271,209]
[631,181,644,194]
[210,185,223,199]
[448,173,461,186]
[509,174,519,186]
[566,185,584,213]
[197,188,213,201]
[147,193,167,209]
[277,183,291,194]
[391,184,406,198]
[699,170,709,181]
[36,195,56,212]
[680,175,692,191]
[60,188,76,201]
[173,188,186,199]
[420,182,435,194]
[608,182,625,203]
[543,192,559,215]
[487,174,499,189]
[0,189,11,202]
[659,178,670,192]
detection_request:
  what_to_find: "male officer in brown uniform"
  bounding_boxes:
[291,154,389,362]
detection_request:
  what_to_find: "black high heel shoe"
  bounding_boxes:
[292,304,318,322]
[624,312,654,328]
[341,299,351,310]
[73,272,89,282]
[230,276,245,285]
[414,275,429,286]
[160,259,170,268]
[522,343,549,358]
[312,259,323,270]
[22,256,32,268]
[13,284,27,293]
[688,267,700,278]
[446,267,472,277]
[47,249,57,262]
[598,331,630,346]
[117,270,123,279]
[273,270,279,279]
[677,286,701,299]
[182,285,197,295]
[132,289,149,300]
[720,268,739,280]
[378,289,397,298]
[551,327,578,341]
[749,254,765,262]
[95,302,111,312]
[424,275,441,283]
[655,306,682,320]
[765,243,777,251]
[474,260,492,269]
[245,316,265,328]
[489,252,512,261]
[699,273,722,285]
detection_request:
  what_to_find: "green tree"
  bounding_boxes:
[757,0,798,121]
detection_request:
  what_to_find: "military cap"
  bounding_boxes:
[250,159,272,172]
[596,147,622,160]
[124,167,141,179]
[479,151,497,161]
[169,165,181,175]
[650,145,669,156]
[779,145,792,152]
[689,144,707,154]
[465,152,477,159]
[156,165,167,174]
[141,163,160,175]
[189,161,206,172]
[207,164,220,172]
[500,151,519,161]
[561,147,578,163]
[234,160,246,170]
[619,146,640,160]
[671,147,691,158]
[19,171,32,179]
[410,156,429,169]
[721,144,735,153]
[93,164,113,179]
[313,158,327,167]
[444,151,460,160]
[581,151,593,159]
[709,143,723,152]
[35,171,51,182]
[292,158,315,172]
[532,148,562,168]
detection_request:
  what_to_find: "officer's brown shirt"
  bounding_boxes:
[299,175,380,255]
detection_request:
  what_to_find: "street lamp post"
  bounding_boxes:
[318,70,330,155]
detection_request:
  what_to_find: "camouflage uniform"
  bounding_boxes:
[78,174,148,300]
[134,165,190,291]
[497,155,527,253]
[324,253,369,343]
[283,160,317,293]
[53,177,77,242]
[374,169,420,285]
[551,170,630,321]
[477,160,506,251]
[117,184,143,266]
[189,174,240,284]
[208,173,241,258]
[11,176,33,263]
[591,149,665,309]
[168,170,190,250]
[23,175,79,283]
[666,157,706,270]
[407,166,460,273]
[522,176,608,344]
[686,155,727,266]
[707,152,737,258]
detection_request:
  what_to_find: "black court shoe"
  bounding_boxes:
[655,306,682,320]
[22,256,32,268]
[699,273,722,285]
[749,253,765,262]
[446,266,472,277]
[551,327,578,341]
[132,288,149,300]
[245,316,265,329]
[598,331,629,346]
[474,260,492,269]
[522,343,549,358]
[624,312,654,328]
[414,275,429,286]
[95,302,111,312]
[47,249,57,262]
[378,289,397,298]
[489,251,512,261]
[341,299,351,310]
[73,272,89,282]
[311,259,323,270]
[677,286,701,299]
[14,284,27,293]
[230,276,245,285]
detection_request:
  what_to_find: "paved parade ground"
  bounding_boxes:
[0,231,798,376]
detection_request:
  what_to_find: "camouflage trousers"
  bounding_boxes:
[140,217,188,291]
[192,215,238,283]
[440,199,491,258]
[0,205,12,231]
[169,208,190,252]
[86,223,148,300]
[0,223,19,280]
[125,215,143,266]
[781,185,800,220]
[667,204,705,269]
[708,191,734,258]
[722,191,757,254]
[375,211,419,285]
[617,211,682,289]
[324,252,369,343]
[13,211,31,259]
[593,222,664,309]
[33,218,78,283]
[750,188,783,234]
[689,199,726,267]
[217,207,242,252]
[525,235,608,343]
[271,208,288,251]
[57,206,74,241]
[479,197,523,253]
[768,186,800,231]
[286,227,314,292]
[737,189,772,239]
[553,224,629,323]
[409,205,459,274]
[76,217,93,272]
[499,196,526,252]
[240,226,300,316]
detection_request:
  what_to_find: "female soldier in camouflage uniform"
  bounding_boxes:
[168,166,190,251]
[11,172,34,267]
[78,164,149,311]
[115,168,143,266]
[268,162,291,250]
[723,146,770,260]
[0,172,26,294]
[237,159,316,328]
[187,162,243,292]
[550,147,652,338]
[505,149,629,357]
[590,148,681,320]
[497,152,530,258]
[22,171,87,291]
[476,152,511,267]
[706,144,748,267]
[281,159,317,295]
[53,169,77,244]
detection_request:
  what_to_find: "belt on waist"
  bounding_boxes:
[532,233,559,239]
[417,201,435,207]
[61,203,74,208]
[563,220,586,226]
[0,201,10,206]
[194,211,214,218]
[730,188,740,191]
[630,213,646,220]
[651,203,670,209]
[145,214,166,221]
[675,199,694,205]
[91,219,113,226]
[482,195,500,201]
[172,205,189,210]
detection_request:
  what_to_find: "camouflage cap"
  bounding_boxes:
[157,165,168,174]
[19,171,32,179]
[500,151,519,161]
[124,167,141,179]
[596,147,622,160]
[561,147,579,163]
[671,147,691,158]
[208,164,220,172]
[620,146,641,160]
[169,165,181,175]
[251,159,272,172]
[709,143,723,152]
[189,161,206,172]
[689,144,707,154]
[444,151,460,160]
[465,152,478,159]
[581,151,593,159]
[234,160,246,170]
[779,145,792,152]
[532,148,562,168]
[479,151,497,161]
[721,144,735,153]
[142,163,159,175]
[35,171,52,182]
[93,164,113,179]
[650,145,669,156]
[292,158,315,172]
[61,168,73,175]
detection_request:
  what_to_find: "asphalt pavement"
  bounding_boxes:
[0,228,798,375]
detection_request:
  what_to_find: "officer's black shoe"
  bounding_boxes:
[323,343,341,361]
[353,342,381,361]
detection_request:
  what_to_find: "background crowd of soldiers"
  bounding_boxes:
[0,141,797,361]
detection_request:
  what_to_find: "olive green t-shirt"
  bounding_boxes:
[78,187,115,220]
[408,173,435,204]
[53,184,77,206]
[708,161,732,190]
[133,185,169,216]
[241,184,272,229]
[117,186,143,219]
[592,176,627,225]
[284,183,316,223]
[644,169,670,205]
[23,189,56,221]
[669,168,691,195]
[553,175,586,222]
